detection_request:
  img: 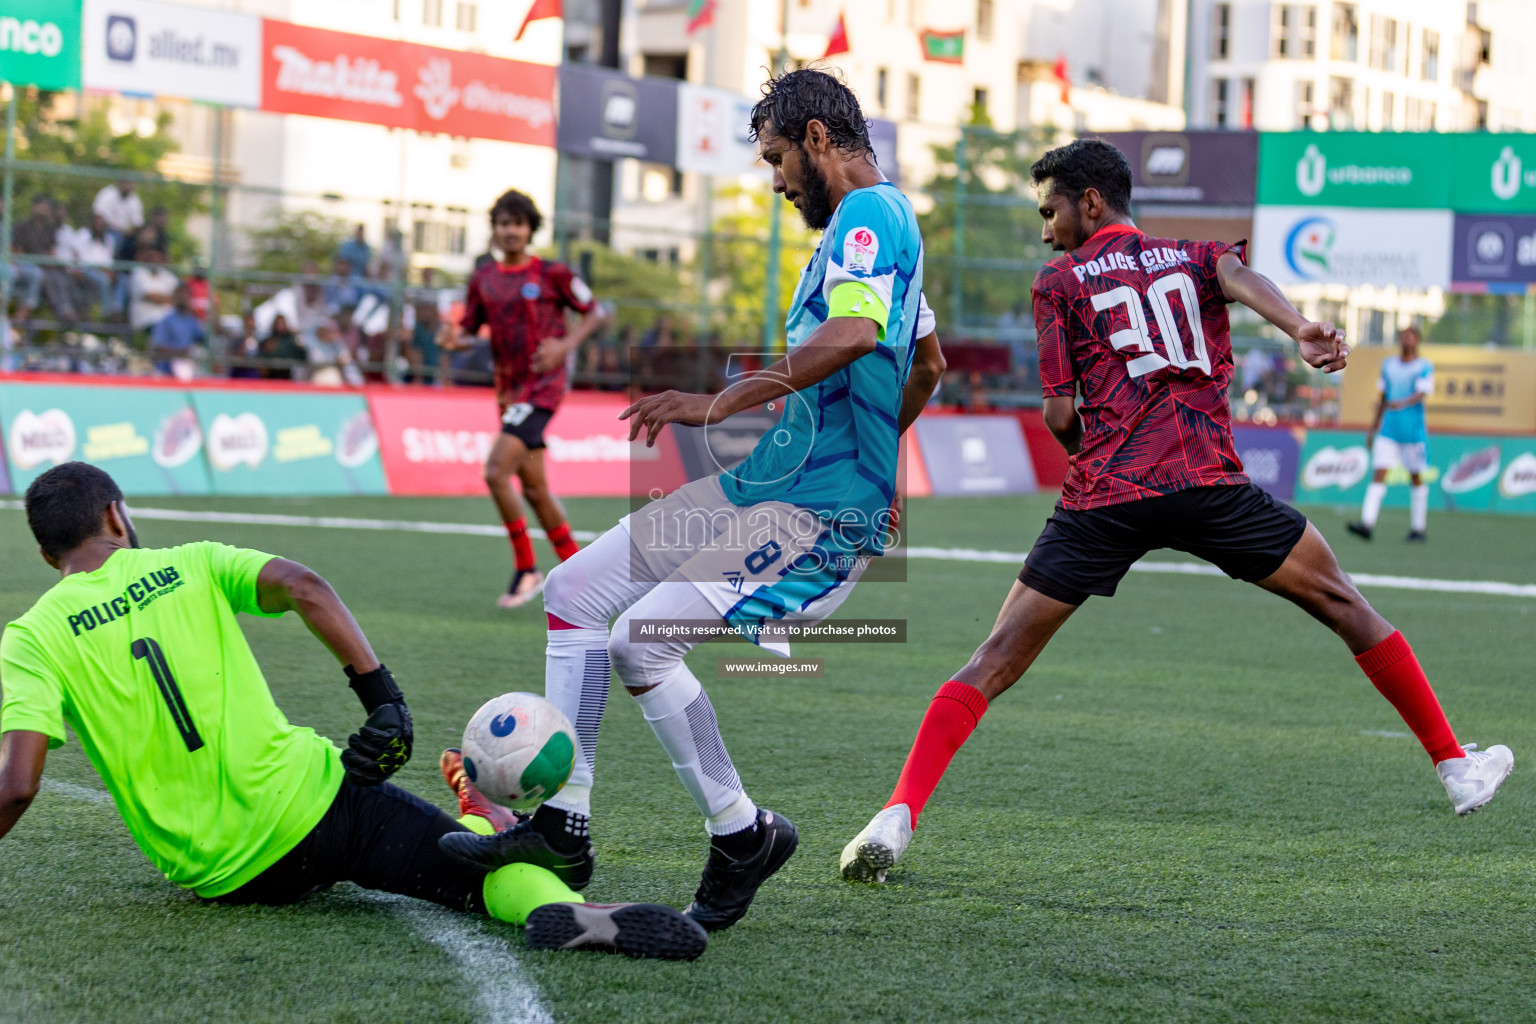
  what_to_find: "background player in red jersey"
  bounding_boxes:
[840,139,1513,883]
[447,190,609,608]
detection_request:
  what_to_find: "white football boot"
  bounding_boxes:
[839,803,914,883]
[1436,742,1514,816]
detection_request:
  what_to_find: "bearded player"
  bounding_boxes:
[447,189,609,608]
[0,462,705,959]
[440,69,945,930]
[839,139,1513,884]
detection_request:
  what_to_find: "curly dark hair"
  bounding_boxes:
[748,68,871,154]
[489,189,543,233]
[1029,139,1133,214]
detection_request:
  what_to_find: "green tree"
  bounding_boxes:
[704,184,817,346]
[563,240,692,334]
[919,124,1059,333]
[10,91,204,261]
[244,208,351,275]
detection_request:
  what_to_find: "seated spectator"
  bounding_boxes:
[337,224,372,277]
[61,212,116,318]
[306,317,362,387]
[228,313,262,378]
[116,206,168,262]
[149,284,205,376]
[324,257,361,313]
[92,179,144,253]
[13,194,76,321]
[129,236,178,334]
[261,313,306,380]
[640,313,676,349]
[407,300,443,384]
[376,225,405,283]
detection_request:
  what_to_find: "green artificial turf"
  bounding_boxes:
[2,492,1532,1023]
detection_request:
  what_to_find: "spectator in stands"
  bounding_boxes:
[61,213,116,318]
[13,195,76,321]
[1240,347,1274,400]
[229,312,262,379]
[325,257,361,313]
[639,312,676,349]
[129,234,178,335]
[407,299,444,384]
[337,225,372,277]
[92,179,144,251]
[149,284,205,375]
[376,225,405,284]
[306,317,362,387]
[261,313,306,381]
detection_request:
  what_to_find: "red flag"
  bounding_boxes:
[515,0,562,41]
[1052,53,1071,104]
[823,11,850,58]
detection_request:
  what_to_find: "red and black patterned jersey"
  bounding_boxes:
[1034,224,1249,510]
[461,256,596,410]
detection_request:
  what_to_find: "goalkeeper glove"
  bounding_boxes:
[341,664,413,786]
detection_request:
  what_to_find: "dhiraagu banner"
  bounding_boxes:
[0,383,209,495]
[190,390,384,495]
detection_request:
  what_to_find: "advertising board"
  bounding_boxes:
[190,390,385,495]
[82,0,261,107]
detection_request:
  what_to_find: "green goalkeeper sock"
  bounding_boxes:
[482,863,582,926]
[456,813,496,836]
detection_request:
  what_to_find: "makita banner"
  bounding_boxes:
[259,19,555,145]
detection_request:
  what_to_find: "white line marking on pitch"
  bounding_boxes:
[5,501,1532,599]
[378,897,554,1024]
[41,777,112,803]
[36,776,552,1024]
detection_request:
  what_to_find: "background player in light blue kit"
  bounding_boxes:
[1350,326,1434,542]
[438,68,945,933]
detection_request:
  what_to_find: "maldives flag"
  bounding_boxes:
[920,28,964,64]
[515,0,561,41]
[686,0,717,34]
[823,12,850,58]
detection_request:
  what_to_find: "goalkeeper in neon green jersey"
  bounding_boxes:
[0,462,705,960]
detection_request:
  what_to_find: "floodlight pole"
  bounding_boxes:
[1,86,15,320]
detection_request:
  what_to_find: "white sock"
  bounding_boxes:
[1410,484,1429,532]
[630,661,756,832]
[542,626,610,817]
[1361,482,1387,528]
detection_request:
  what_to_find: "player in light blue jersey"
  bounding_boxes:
[1350,326,1434,541]
[439,69,944,932]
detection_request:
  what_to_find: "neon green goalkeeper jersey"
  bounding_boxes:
[0,542,344,897]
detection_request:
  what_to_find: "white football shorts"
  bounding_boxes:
[1371,435,1428,474]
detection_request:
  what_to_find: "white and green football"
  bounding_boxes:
[461,692,577,811]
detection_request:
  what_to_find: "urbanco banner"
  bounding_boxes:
[0,0,81,91]
[1251,205,1452,290]
[82,0,261,107]
[260,19,555,146]
[1258,132,1452,208]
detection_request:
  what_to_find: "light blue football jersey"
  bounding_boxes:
[720,182,923,544]
[714,182,923,635]
[1378,355,1433,444]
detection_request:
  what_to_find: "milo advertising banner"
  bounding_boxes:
[1294,429,1515,514]
[190,391,385,495]
[0,383,209,495]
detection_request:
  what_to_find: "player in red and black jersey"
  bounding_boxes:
[448,190,609,608]
[839,140,1512,883]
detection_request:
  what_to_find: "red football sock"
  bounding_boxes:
[1355,631,1463,763]
[547,522,580,562]
[506,518,537,572]
[884,681,990,826]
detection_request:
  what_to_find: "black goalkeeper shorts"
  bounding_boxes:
[499,403,555,450]
[1018,483,1309,606]
[213,779,487,913]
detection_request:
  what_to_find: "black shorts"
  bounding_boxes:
[1019,483,1309,606]
[213,780,486,913]
[499,403,555,450]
